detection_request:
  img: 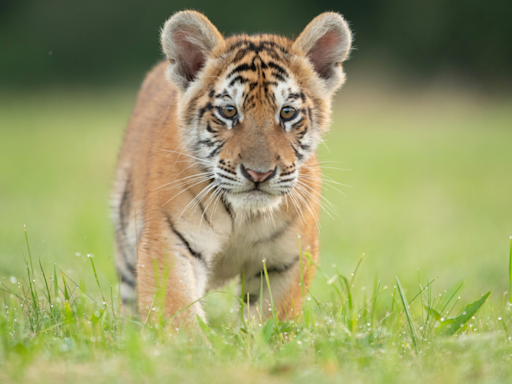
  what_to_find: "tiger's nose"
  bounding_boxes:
[241,164,277,183]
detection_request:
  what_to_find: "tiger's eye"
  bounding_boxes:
[221,105,237,119]
[280,106,297,121]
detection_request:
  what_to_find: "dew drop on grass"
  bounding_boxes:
[499,317,502,320]
[9,277,17,284]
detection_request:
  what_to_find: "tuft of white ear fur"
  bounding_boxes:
[293,12,352,93]
[161,11,223,91]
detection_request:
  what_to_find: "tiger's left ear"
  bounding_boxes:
[293,12,352,93]
[161,11,224,91]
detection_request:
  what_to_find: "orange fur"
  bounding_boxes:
[113,11,352,326]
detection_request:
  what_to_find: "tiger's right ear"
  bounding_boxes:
[161,11,223,91]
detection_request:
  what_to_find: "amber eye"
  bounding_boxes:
[280,106,297,121]
[220,105,237,119]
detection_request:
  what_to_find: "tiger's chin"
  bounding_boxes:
[226,189,283,212]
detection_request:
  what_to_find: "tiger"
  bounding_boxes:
[112,10,352,326]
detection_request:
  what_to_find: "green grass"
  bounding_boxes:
[1,83,512,382]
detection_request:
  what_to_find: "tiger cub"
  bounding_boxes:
[113,11,352,325]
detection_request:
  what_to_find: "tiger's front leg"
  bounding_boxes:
[244,232,319,322]
[136,216,208,328]
[244,257,316,322]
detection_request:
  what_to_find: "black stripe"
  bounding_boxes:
[219,166,237,175]
[267,61,288,78]
[253,256,299,277]
[221,196,234,227]
[218,173,238,182]
[211,117,225,126]
[229,76,249,87]
[166,215,204,263]
[227,62,257,78]
[198,102,213,119]
[119,173,132,233]
[198,139,215,148]
[299,142,311,151]
[291,117,305,130]
[197,200,211,227]
[206,122,219,133]
[280,169,296,177]
[227,39,289,57]
[272,72,286,82]
[291,144,304,161]
[253,220,292,245]
[117,266,136,288]
[207,141,226,158]
[297,126,308,139]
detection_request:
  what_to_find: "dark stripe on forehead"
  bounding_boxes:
[215,91,229,99]
[228,75,249,87]
[287,92,301,101]
[227,38,289,56]
[267,61,288,78]
[227,62,256,78]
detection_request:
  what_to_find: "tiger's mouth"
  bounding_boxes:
[224,186,283,211]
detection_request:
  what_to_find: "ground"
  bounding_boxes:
[0,81,511,383]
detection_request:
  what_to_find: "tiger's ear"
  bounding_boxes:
[293,12,352,93]
[161,11,223,91]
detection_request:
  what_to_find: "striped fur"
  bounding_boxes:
[112,11,352,326]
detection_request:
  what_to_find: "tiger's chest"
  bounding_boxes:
[183,209,299,290]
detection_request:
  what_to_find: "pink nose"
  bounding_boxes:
[246,169,273,183]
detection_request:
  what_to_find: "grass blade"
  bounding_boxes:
[24,225,35,278]
[89,257,106,304]
[39,259,52,306]
[509,237,512,304]
[262,259,278,325]
[396,276,419,354]
[435,291,491,336]
[53,263,59,304]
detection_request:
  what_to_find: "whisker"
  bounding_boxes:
[151,146,213,166]
[155,172,214,191]
[177,182,217,221]
[161,177,213,208]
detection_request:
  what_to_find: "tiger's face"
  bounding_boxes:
[162,12,352,211]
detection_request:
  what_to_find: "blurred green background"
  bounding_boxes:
[1,1,511,301]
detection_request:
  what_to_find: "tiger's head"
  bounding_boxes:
[161,11,352,212]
